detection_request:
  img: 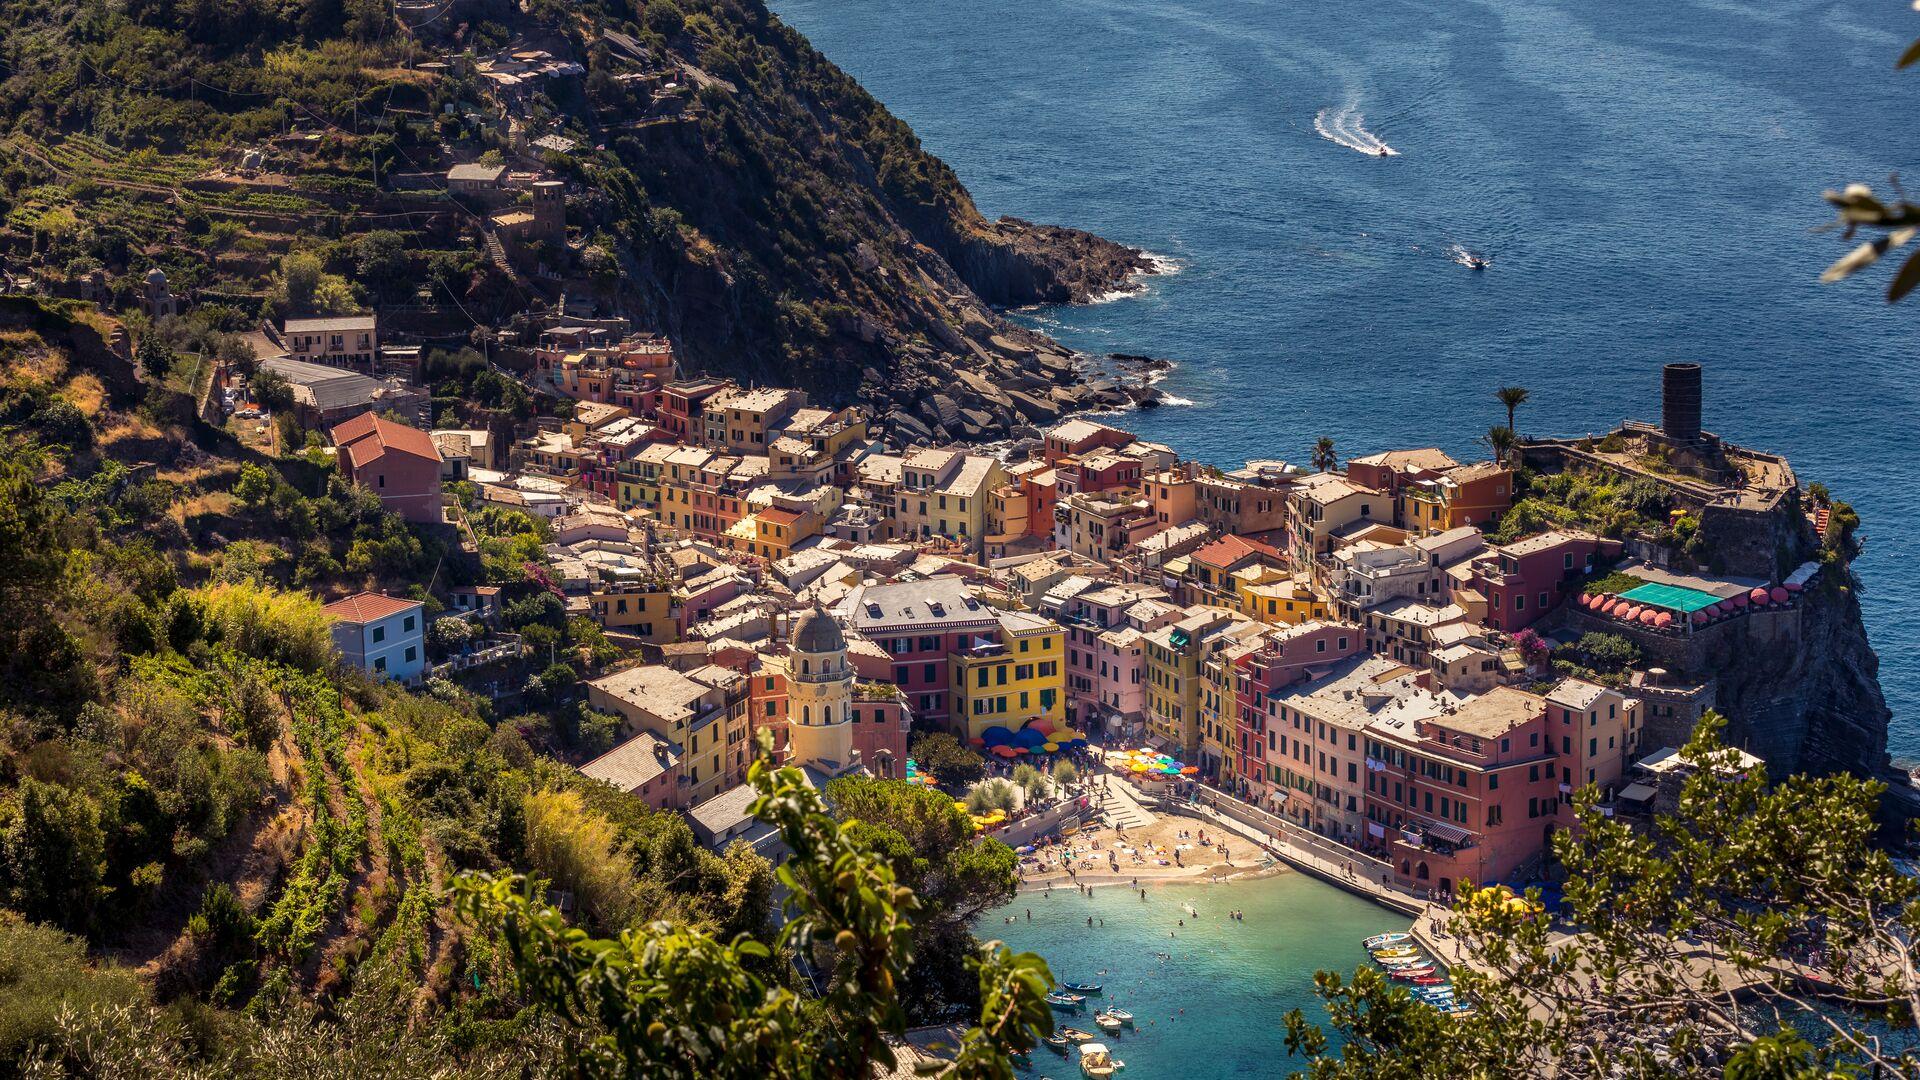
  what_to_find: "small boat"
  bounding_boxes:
[1412,975,1447,986]
[1045,1034,1071,1054]
[1371,947,1420,959]
[1094,1012,1123,1032]
[1079,1042,1118,1079]
[1362,932,1411,949]
[1388,967,1436,981]
[1375,955,1428,968]
[1060,1027,1096,1042]
[1061,981,1103,994]
[1047,992,1084,1009]
[1105,1008,1134,1024]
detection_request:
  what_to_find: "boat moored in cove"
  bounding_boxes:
[1079,1042,1122,1078]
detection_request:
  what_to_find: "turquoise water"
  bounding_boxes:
[770,0,1920,752]
[986,873,1407,1074]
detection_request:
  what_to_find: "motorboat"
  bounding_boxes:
[1079,1042,1119,1079]
[1045,1034,1072,1054]
[1362,932,1411,949]
[1062,981,1103,994]
[1094,1012,1123,1032]
[1060,1027,1096,1042]
[1047,992,1084,1009]
[1105,1008,1134,1024]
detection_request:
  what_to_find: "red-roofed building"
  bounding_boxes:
[324,592,426,683]
[1178,533,1283,608]
[330,413,444,524]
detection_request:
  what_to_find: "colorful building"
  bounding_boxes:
[329,413,443,524]
[846,576,1001,727]
[948,609,1066,741]
[1363,686,1561,896]
[1467,530,1624,633]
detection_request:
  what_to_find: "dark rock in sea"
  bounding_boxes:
[1108,352,1174,371]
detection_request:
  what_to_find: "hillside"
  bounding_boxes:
[0,0,1155,441]
[0,298,789,1069]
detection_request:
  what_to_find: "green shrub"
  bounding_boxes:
[0,917,144,1065]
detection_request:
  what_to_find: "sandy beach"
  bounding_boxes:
[1013,803,1274,893]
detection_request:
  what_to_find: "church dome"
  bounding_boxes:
[790,604,845,655]
[145,267,168,284]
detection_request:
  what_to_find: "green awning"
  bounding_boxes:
[1617,582,1723,614]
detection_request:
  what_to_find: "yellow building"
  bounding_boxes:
[586,663,749,805]
[897,448,1004,553]
[615,442,677,513]
[1239,574,1334,626]
[587,582,675,644]
[1144,608,1261,758]
[948,610,1065,740]
[1200,640,1260,787]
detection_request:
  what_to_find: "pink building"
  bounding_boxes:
[1363,686,1562,895]
[845,576,1000,729]
[1466,530,1623,633]
[330,413,443,524]
[1058,584,1177,737]
[1231,621,1369,808]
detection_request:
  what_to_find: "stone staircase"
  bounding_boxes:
[1089,782,1154,831]
[482,229,523,288]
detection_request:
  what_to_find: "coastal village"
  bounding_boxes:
[162,258,1831,899]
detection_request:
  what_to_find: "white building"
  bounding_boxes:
[324,592,427,684]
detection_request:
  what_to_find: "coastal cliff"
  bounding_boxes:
[0,0,1156,442]
[1700,574,1891,781]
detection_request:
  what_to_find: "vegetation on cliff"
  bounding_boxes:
[0,0,1146,437]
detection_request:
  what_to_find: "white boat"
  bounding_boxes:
[1362,932,1411,949]
[1106,1008,1134,1024]
[1094,1012,1123,1032]
[1079,1042,1119,1078]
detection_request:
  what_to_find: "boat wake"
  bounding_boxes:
[1313,103,1399,157]
[1446,243,1490,270]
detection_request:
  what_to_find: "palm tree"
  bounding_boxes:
[1482,424,1517,466]
[1496,386,1530,434]
[1311,436,1338,473]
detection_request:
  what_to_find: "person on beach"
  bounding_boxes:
[1026,909,1031,920]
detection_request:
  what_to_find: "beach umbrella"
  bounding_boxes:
[1784,581,1803,593]
[1012,746,1029,755]
[1043,742,1060,752]
[968,737,985,747]
[982,726,1013,745]
[1654,612,1673,628]
[1729,592,1749,608]
[1638,608,1658,626]
[1749,587,1771,606]
[1770,586,1790,604]
[1180,766,1199,775]
[1690,610,1710,625]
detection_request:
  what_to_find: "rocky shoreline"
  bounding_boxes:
[866,227,1177,447]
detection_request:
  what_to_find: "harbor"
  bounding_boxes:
[989,871,1406,1076]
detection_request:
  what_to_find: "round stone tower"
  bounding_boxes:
[786,603,853,769]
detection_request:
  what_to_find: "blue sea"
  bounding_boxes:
[986,874,1406,1075]
[773,0,1920,755]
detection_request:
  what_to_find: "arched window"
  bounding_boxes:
[801,659,810,674]
[801,705,810,724]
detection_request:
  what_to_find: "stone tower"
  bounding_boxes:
[785,603,854,771]
[531,180,566,244]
